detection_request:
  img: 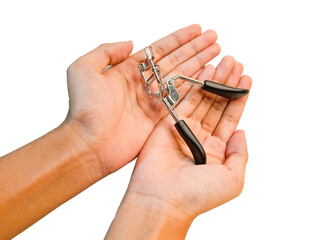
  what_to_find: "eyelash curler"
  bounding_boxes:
[138,47,249,165]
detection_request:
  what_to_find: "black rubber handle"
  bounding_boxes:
[174,120,206,165]
[202,80,249,100]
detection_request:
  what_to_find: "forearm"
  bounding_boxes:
[0,123,102,239]
[105,192,194,240]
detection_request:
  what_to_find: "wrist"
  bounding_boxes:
[0,123,104,238]
[105,191,194,240]
[58,121,104,182]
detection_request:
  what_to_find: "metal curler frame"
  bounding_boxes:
[138,46,249,165]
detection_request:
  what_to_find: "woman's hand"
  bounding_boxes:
[106,58,252,240]
[64,24,220,176]
[0,25,220,239]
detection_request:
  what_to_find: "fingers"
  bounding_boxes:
[131,24,202,63]
[214,56,237,81]
[160,43,220,113]
[175,65,215,117]
[165,43,220,81]
[201,59,243,134]
[74,41,133,72]
[156,30,217,76]
[202,135,227,164]
[191,67,206,80]
[191,56,235,122]
[224,130,248,176]
[213,75,252,143]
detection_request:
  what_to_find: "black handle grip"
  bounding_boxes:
[202,80,249,100]
[174,120,206,165]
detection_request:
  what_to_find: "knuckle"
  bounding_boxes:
[153,43,165,57]
[172,32,184,46]
[194,55,203,68]
[223,112,238,125]
[168,52,181,66]
[201,120,213,133]
[187,94,199,107]
[212,97,226,112]
[202,94,213,105]
[189,40,198,54]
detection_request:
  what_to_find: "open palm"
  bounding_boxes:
[64,25,220,175]
[127,57,252,218]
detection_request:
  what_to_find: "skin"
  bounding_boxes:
[0,25,222,239]
[66,24,220,175]
[105,60,252,239]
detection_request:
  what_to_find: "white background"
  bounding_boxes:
[1,0,319,239]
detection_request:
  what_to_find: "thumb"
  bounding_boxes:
[224,130,248,176]
[78,41,133,72]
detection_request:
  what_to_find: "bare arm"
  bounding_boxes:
[0,25,220,239]
[0,123,100,239]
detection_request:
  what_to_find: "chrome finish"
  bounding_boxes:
[172,75,204,86]
[138,46,204,123]
[166,79,180,105]
[162,98,179,122]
